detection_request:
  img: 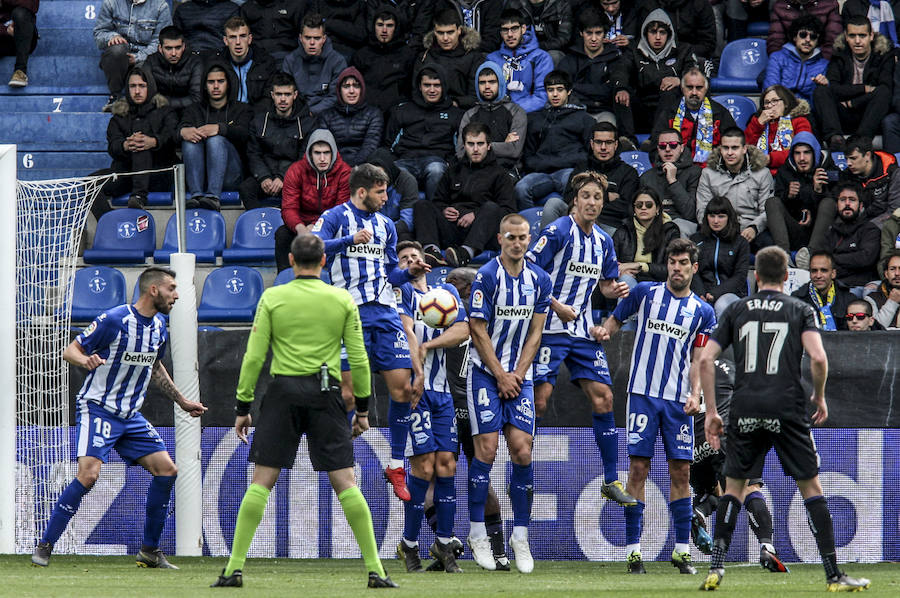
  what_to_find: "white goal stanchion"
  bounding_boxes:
[0,145,16,553]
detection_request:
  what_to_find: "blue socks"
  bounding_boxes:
[669,497,692,545]
[41,478,90,545]
[509,463,534,528]
[143,474,176,549]
[468,458,492,523]
[592,412,618,484]
[388,400,411,461]
[434,476,456,539]
[402,475,430,543]
[624,500,645,546]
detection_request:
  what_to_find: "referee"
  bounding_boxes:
[212,234,396,589]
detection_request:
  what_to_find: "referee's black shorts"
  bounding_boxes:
[724,417,820,482]
[249,374,354,472]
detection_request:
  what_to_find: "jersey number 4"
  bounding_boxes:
[738,321,788,374]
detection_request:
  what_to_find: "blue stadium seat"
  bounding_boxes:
[519,207,544,237]
[832,151,847,170]
[222,208,283,263]
[83,208,155,264]
[0,112,109,151]
[70,266,126,322]
[197,266,264,322]
[710,39,767,93]
[714,94,757,129]
[621,151,652,175]
[747,21,769,37]
[426,266,451,287]
[153,209,226,263]
[112,191,174,207]
[0,56,106,95]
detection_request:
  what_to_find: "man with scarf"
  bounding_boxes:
[791,250,856,330]
[654,67,736,166]
[819,181,882,289]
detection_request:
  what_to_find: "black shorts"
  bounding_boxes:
[455,405,474,463]
[249,375,354,472]
[724,417,819,481]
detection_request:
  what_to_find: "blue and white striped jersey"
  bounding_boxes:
[312,202,400,307]
[468,258,552,380]
[613,282,716,403]
[526,215,618,339]
[396,283,467,393]
[74,304,168,419]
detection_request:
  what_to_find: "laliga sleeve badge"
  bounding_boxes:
[472,289,484,308]
[83,320,97,337]
[533,236,548,253]
[311,218,323,232]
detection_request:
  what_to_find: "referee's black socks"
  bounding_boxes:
[804,495,840,578]
[710,494,742,570]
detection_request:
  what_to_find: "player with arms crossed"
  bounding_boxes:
[526,172,635,506]
[467,213,552,573]
[598,238,716,575]
[393,241,470,573]
[32,267,206,569]
[312,163,429,502]
[698,246,871,592]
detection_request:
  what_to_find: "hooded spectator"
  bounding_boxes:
[319,67,384,166]
[637,0,717,61]
[486,8,554,113]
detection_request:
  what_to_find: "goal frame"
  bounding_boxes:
[0,145,16,553]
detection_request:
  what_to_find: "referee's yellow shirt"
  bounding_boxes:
[236,276,371,404]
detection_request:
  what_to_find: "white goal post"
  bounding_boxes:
[0,145,17,553]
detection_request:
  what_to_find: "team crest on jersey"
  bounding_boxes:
[679,305,696,318]
[311,218,324,232]
[533,236,548,253]
[472,290,484,308]
[521,284,534,295]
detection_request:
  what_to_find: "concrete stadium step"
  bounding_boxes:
[3,112,109,150]
[3,95,107,112]
[17,150,109,171]
[34,29,98,56]
[0,56,105,89]
[37,1,104,26]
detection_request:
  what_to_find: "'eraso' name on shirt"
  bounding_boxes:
[746,298,784,311]
[495,305,535,320]
[646,318,689,341]
[346,243,385,260]
[565,260,603,279]
[121,351,156,367]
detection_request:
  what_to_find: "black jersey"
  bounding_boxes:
[445,342,469,410]
[711,290,819,421]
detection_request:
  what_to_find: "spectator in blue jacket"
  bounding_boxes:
[318,66,384,166]
[486,8,553,113]
[762,14,829,110]
[282,12,348,114]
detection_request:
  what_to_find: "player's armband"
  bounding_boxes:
[694,333,709,348]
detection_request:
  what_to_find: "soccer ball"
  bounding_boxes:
[418,287,459,328]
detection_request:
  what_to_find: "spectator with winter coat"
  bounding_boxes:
[145,26,202,117]
[416,8,484,110]
[769,0,842,60]
[745,85,813,175]
[220,16,278,107]
[507,0,574,62]
[637,0,717,62]
[614,187,681,287]
[319,67,384,166]
[412,0,503,53]
[820,181,883,288]
[841,0,900,45]
[351,5,417,114]
[173,0,239,57]
[640,127,702,236]
[762,14,829,109]
[0,0,38,87]
[690,196,751,317]
[558,9,623,120]
[282,12,348,114]
[239,0,303,64]
[836,135,900,226]
[791,250,858,329]
[309,0,369,60]
[486,8,554,113]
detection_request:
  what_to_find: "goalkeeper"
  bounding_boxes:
[211,234,396,589]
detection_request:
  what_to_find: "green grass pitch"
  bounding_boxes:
[6,557,900,598]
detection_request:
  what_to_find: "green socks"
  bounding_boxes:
[225,483,270,576]
[338,486,385,578]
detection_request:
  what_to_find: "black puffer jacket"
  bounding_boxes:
[145,51,203,112]
[824,32,894,100]
[566,153,640,228]
[613,216,681,282]
[318,67,385,166]
[558,42,622,113]
[351,4,417,113]
[310,0,368,58]
[239,0,302,59]
[173,0,240,54]
[246,100,321,182]
[107,65,178,168]
[689,231,751,300]
[638,0,717,59]
[433,151,517,215]
[521,103,596,173]
[823,214,882,286]
[411,0,503,52]
[507,0,573,52]
[417,26,484,110]
[386,65,463,159]
[178,59,254,151]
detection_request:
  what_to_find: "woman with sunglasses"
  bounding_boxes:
[689,196,750,318]
[613,187,680,289]
[762,14,830,110]
[745,84,813,175]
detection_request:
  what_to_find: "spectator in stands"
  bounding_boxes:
[882,208,900,271]
[105,65,178,208]
[417,8,484,110]
[239,0,303,65]
[762,14,829,110]
[769,0,842,60]
[597,0,639,48]
[318,67,384,166]
[838,135,900,226]
[179,60,253,211]
[745,85,813,175]
[542,121,638,231]
[813,15,893,150]
[456,61,527,171]
[612,9,699,147]
[486,8,553,113]
[221,16,278,107]
[173,0,239,58]
[414,122,515,267]
[506,0,573,63]
[351,5,416,114]
[94,0,172,111]
[820,181,882,288]
[146,26,202,118]
[690,195,751,317]
[791,250,857,329]
[368,149,420,240]
[283,12,348,115]
[558,9,623,122]
[766,132,835,262]
[385,65,462,201]
[0,0,37,87]
[696,127,773,249]
[310,0,368,61]
[639,128,701,237]
[722,0,769,41]
[412,0,503,53]
[844,298,880,331]
[274,129,351,271]
[841,0,900,45]
[869,250,900,328]
[637,0,717,63]
[515,69,596,209]
[654,67,737,166]
[240,72,320,210]
[614,187,680,288]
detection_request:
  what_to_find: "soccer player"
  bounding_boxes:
[311,163,430,502]
[598,238,716,575]
[526,171,635,506]
[212,234,395,589]
[467,213,553,574]
[698,246,871,592]
[394,241,469,573]
[31,267,206,568]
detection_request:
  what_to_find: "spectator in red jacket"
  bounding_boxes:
[0,0,38,87]
[769,0,842,60]
[274,128,351,271]
[745,84,813,175]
